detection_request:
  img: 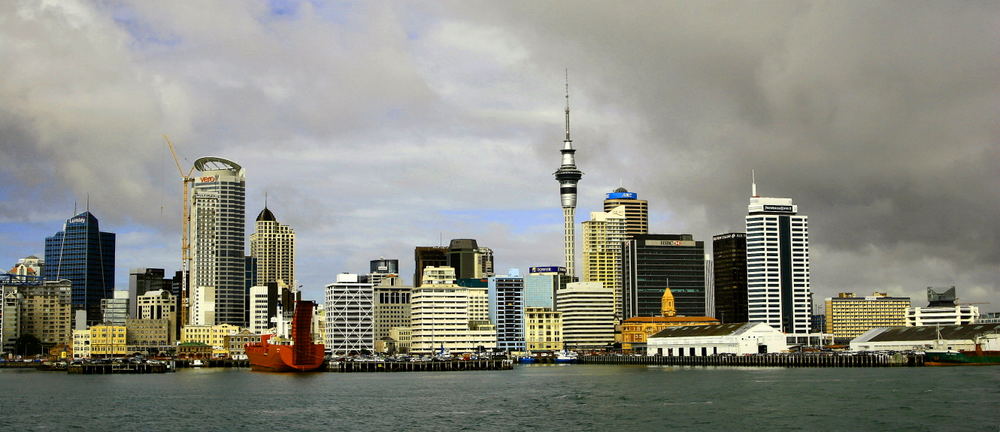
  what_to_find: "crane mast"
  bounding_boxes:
[163,135,195,326]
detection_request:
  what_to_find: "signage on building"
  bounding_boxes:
[645,239,696,247]
[713,233,746,240]
[762,205,794,213]
[68,217,87,224]
[606,192,638,200]
[198,176,217,183]
[529,266,566,274]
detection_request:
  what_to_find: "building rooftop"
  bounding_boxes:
[649,322,756,338]
[853,323,1000,343]
[624,316,719,323]
[256,207,276,222]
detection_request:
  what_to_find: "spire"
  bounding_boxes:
[751,169,758,198]
[564,68,572,143]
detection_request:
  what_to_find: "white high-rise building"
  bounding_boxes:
[189,157,246,326]
[582,205,626,320]
[745,177,812,334]
[556,281,615,350]
[409,266,496,354]
[250,207,295,286]
[324,273,374,355]
[704,254,715,318]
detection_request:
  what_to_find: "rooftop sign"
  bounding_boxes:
[606,192,638,200]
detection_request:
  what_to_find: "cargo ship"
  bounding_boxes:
[246,300,326,372]
[925,345,1000,366]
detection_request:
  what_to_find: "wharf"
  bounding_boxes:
[173,359,249,368]
[580,353,925,367]
[67,362,171,374]
[328,359,514,372]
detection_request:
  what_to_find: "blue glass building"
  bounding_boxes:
[44,211,115,324]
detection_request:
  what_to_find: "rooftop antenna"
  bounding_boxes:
[74,200,78,216]
[265,191,268,208]
[751,169,758,198]
[564,68,571,142]
[86,193,90,212]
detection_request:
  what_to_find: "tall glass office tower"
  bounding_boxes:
[44,211,115,324]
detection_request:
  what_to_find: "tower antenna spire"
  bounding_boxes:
[564,68,571,142]
[265,191,268,208]
[752,169,758,197]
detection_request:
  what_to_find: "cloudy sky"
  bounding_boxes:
[1,0,997,309]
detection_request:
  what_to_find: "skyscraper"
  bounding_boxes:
[582,205,626,320]
[524,266,569,309]
[554,75,583,278]
[250,206,295,289]
[189,157,246,326]
[603,187,648,237]
[745,177,811,334]
[369,258,399,288]
[413,246,448,288]
[622,234,706,318]
[44,211,115,324]
[712,233,748,324]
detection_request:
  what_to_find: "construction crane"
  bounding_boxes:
[164,135,195,326]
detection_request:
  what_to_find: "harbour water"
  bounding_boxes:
[2,364,997,431]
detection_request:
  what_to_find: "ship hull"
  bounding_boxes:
[246,344,326,372]
[925,351,1000,366]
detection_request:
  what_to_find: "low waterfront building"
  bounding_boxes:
[224,330,262,360]
[72,329,90,359]
[89,324,127,357]
[125,318,173,355]
[979,312,1000,324]
[181,324,241,354]
[850,323,1000,352]
[410,267,496,354]
[325,273,375,356]
[646,322,787,356]
[524,307,563,352]
[556,281,615,350]
[620,288,720,353]
[177,342,212,358]
[824,292,910,340]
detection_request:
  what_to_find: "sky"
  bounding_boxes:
[1,0,997,310]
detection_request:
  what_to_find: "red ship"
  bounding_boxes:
[246,300,326,372]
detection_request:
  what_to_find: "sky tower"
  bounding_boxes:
[554,72,583,278]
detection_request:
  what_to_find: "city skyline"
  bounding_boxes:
[1,1,997,309]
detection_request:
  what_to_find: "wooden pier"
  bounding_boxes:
[173,359,249,368]
[328,359,514,372]
[580,353,925,367]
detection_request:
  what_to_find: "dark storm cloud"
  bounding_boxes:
[0,1,996,305]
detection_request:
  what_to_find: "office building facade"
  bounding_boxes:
[127,268,169,319]
[100,291,129,325]
[582,205,627,320]
[524,266,569,309]
[410,266,496,354]
[44,211,115,324]
[524,307,563,352]
[488,272,525,352]
[556,281,615,350]
[189,157,246,326]
[824,292,910,339]
[373,278,411,342]
[746,184,811,334]
[324,273,375,355]
[623,234,706,318]
[713,233,748,324]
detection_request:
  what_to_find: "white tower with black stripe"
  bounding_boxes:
[554,72,583,278]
